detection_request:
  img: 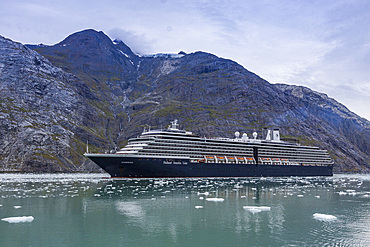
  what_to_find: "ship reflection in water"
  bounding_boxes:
[0,174,369,246]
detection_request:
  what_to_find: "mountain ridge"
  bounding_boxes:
[1,29,369,173]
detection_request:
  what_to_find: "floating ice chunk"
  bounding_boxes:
[313,213,337,221]
[248,208,261,214]
[297,195,304,197]
[258,206,271,211]
[199,197,204,200]
[1,216,34,223]
[195,206,203,209]
[243,206,271,212]
[197,192,210,196]
[338,191,347,195]
[315,196,320,198]
[205,198,224,202]
[14,206,22,209]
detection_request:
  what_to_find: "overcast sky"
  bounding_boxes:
[1,0,369,120]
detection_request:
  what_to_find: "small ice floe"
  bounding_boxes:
[205,198,224,202]
[240,195,246,198]
[199,197,204,200]
[14,206,22,209]
[313,213,337,221]
[247,208,261,214]
[1,216,34,223]
[197,192,210,196]
[297,195,304,197]
[315,196,320,198]
[243,206,271,214]
[338,191,347,195]
[195,206,203,209]
[243,206,271,211]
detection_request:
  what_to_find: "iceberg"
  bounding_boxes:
[197,192,210,196]
[195,206,203,209]
[243,206,271,212]
[248,208,261,214]
[313,213,337,221]
[205,198,224,202]
[1,216,34,223]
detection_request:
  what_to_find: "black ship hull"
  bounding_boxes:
[86,155,333,178]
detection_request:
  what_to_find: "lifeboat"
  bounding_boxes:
[260,158,272,164]
[217,157,225,159]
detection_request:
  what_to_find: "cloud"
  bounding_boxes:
[107,28,157,54]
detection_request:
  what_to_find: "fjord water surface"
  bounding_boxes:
[0,174,369,247]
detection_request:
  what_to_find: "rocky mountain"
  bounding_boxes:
[1,29,369,173]
[0,35,102,172]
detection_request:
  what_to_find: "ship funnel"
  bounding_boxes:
[265,129,271,140]
[273,129,280,141]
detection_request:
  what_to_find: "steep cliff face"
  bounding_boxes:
[274,84,370,172]
[1,29,369,173]
[0,35,101,172]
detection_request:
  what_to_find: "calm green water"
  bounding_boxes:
[0,174,369,247]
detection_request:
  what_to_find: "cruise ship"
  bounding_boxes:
[84,120,334,177]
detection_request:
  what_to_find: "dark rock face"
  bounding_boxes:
[0,35,102,172]
[2,29,370,173]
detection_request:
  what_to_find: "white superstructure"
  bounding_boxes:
[116,120,333,166]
